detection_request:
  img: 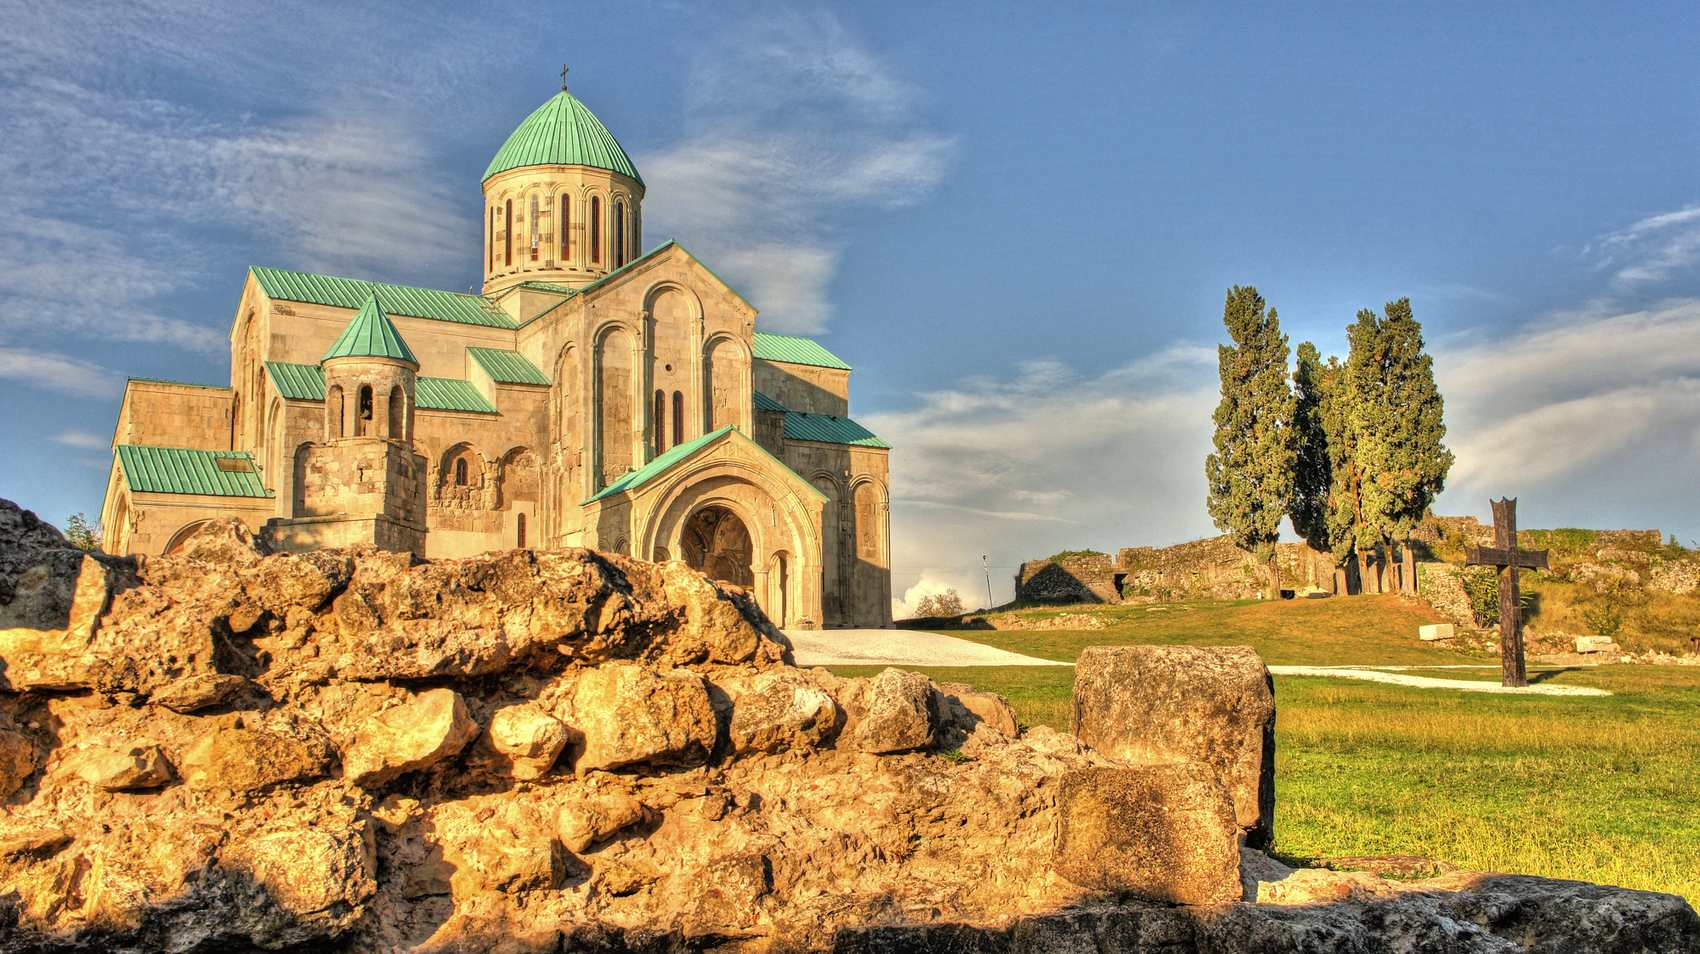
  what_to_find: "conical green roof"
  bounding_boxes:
[483,90,642,185]
[323,295,418,365]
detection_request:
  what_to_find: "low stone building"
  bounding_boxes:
[98,77,892,629]
[1014,553,1126,604]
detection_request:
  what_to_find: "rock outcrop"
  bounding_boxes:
[0,499,1694,953]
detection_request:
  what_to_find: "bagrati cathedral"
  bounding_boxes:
[99,75,893,629]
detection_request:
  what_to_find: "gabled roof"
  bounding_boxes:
[265,361,327,400]
[251,265,516,329]
[263,362,496,414]
[783,411,890,449]
[323,295,419,364]
[415,377,497,414]
[468,347,550,385]
[484,89,643,185]
[587,426,733,504]
[515,241,756,326]
[116,445,271,497]
[752,332,851,371]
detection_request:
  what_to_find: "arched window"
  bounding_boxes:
[388,385,405,440]
[653,389,666,455]
[672,390,683,446]
[559,194,570,261]
[528,194,539,261]
[590,196,602,264]
[454,458,468,486]
[355,385,373,437]
[504,199,513,267]
[516,512,527,549]
[614,200,626,268]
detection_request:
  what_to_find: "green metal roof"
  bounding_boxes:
[116,445,271,498]
[587,426,734,503]
[782,411,890,449]
[265,362,327,400]
[753,390,787,413]
[468,347,550,385]
[323,295,419,364]
[416,377,497,414]
[517,280,579,294]
[484,89,643,185]
[251,266,516,329]
[752,332,851,371]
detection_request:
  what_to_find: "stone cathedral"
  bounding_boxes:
[99,78,893,629]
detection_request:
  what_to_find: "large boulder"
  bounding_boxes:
[852,668,936,754]
[487,702,571,780]
[725,668,842,754]
[562,663,718,772]
[342,687,478,787]
[1052,763,1241,905]
[180,720,334,793]
[1073,645,1275,847]
[221,818,376,947]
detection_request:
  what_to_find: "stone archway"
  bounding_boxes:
[680,505,754,588]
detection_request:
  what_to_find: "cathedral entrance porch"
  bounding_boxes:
[681,505,754,589]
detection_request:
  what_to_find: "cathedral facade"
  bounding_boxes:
[99,81,893,629]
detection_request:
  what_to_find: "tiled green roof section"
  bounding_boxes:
[116,445,271,497]
[752,390,787,413]
[783,411,890,449]
[468,347,550,385]
[484,90,642,184]
[251,266,516,329]
[265,362,327,400]
[323,296,419,364]
[587,426,734,504]
[752,332,851,371]
[416,377,497,414]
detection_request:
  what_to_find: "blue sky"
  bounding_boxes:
[3,2,1698,611]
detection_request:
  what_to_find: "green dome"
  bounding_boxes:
[483,90,642,185]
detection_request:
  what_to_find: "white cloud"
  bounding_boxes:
[639,9,955,334]
[50,431,109,450]
[1588,203,1700,288]
[0,348,119,398]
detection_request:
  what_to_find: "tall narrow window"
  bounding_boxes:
[504,199,513,266]
[559,194,570,261]
[590,196,602,264]
[516,513,527,549]
[653,389,666,456]
[488,207,496,271]
[454,458,468,486]
[672,391,683,446]
[529,194,539,261]
[614,200,626,267]
[356,385,373,437]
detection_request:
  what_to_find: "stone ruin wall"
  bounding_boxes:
[1014,554,1123,604]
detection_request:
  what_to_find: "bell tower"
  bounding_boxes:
[481,69,645,295]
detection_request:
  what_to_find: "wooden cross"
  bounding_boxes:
[1465,498,1549,688]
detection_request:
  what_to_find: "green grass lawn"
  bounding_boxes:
[833,596,1700,905]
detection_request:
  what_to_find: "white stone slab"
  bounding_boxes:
[1575,635,1617,654]
[1418,623,1456,641]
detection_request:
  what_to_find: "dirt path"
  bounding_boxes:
[783,629,1070,668]
[1267,665,1612,696]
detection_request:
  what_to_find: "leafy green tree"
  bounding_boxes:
[1343,309,1389,591]
[63,513,101,552]
[1318,352,1363,590]
[1205,286,1296,599]
[1349,299,1453,594]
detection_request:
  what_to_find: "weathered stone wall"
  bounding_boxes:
[1016,553,1122,604]
[1416,561,1477,627]
[1117,537,1315,601]
[112,380,234,451]
[753,359,850,416]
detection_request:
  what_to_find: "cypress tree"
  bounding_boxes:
[1343,308,1388,591]
[1350,299,1454,594]
[1290,342,1336,589]
[1205,286,1296,600]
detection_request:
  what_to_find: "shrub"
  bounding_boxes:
[915,589,966,619]
[1581,577,1643,638]
[1048,549,1107,562]
[1461,567,1502,626]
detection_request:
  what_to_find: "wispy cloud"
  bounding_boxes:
[50,431,109,450]
[0,348,119,398]
[640,9,956,333]
[1587,203,1700,288]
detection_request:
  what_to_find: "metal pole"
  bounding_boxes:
[982,554,994,611]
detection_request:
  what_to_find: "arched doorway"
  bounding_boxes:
[680,505,753,588]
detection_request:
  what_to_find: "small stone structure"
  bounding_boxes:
[0,499,1694,952]
[1014,552,1125,603]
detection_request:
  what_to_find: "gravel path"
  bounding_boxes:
[783,629,1070,668]
[784,630,1612,695]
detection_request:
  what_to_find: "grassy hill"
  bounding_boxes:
[834,594,1700,904]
